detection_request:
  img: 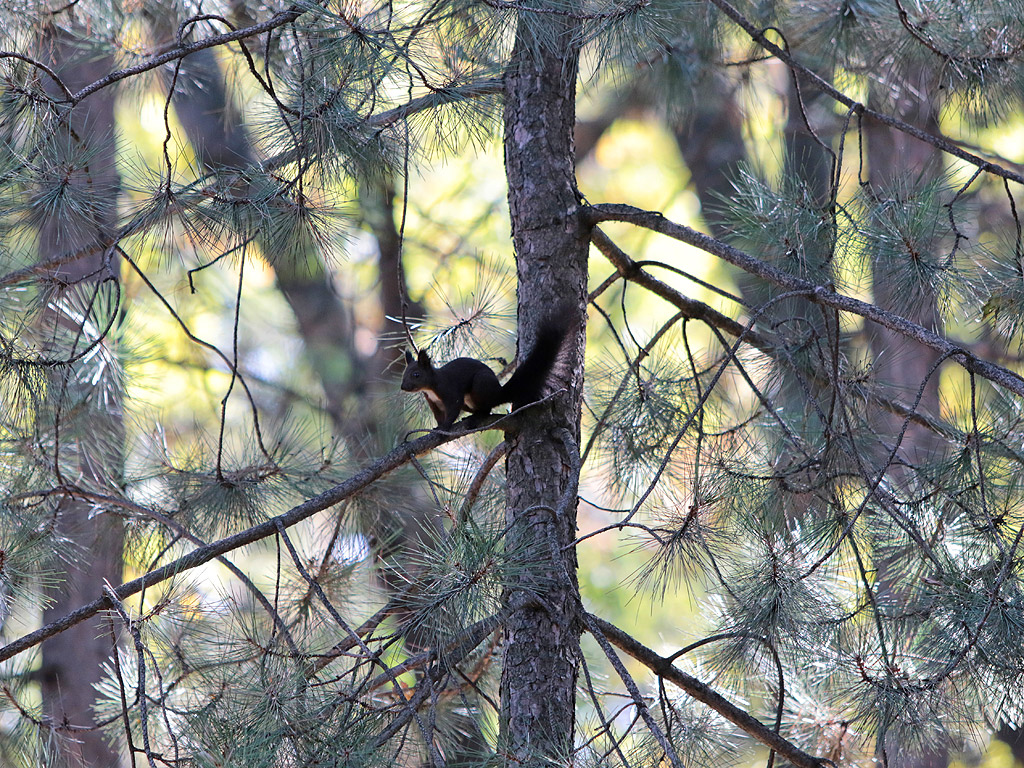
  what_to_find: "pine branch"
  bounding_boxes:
[54,485,302,657]
[309,585,419,675]
[0,423,482,665]
[362,611,503,693]
[585,613,830,768]
[103,587,159,768]
[63,7,307,106]
[585,203,1024,399]
[591,227,759,351]
[706,0,1024,187]
[367,78,505,130]
[590,224,983,453]
[581,610,686,768]
[0,51,73,99]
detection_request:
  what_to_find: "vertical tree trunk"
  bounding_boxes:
[38,29,123,768]
[866,76,943,451]
[865,71,946,768]
[501,12,589,766]
[671,89,747,241]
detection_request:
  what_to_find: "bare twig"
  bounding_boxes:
[103,586,158,768]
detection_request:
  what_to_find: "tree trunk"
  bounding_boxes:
[866,76,943,453]
[38,28,124,768]
[501,12,589,766]
[865,69,946,768]
[672,85,747,241]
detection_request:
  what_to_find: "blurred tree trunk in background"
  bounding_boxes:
[867,68,947,768]
[146,11,473,765]
[147,15,365,427]
[37,27,123,768]
[671,87,746,240]
[866,73,944,458]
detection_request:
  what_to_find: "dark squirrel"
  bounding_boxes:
[401,316,571,430]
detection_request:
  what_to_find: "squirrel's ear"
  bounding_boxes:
[404,349,414,364]
[417,349,433,368]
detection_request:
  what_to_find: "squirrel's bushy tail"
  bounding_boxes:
[501,308,575,410]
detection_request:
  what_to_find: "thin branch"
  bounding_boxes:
[586,613,831,768]
[66,7,308,105]
[580,610,686,768]
[706,0,1024,187]
[105,616,139,768]
[309,584,417,675]
[362,611,503,693]
[585,203,1024,399]
[367,78,504,130]
[60,485,301,657]
[0,51,73,99]
[103,587,158,768]
[590,227,760,350]
[591,225,1018,458]
[0,425,472,665]
[457,441,508,526]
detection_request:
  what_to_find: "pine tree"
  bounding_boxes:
[1,0,1024,767]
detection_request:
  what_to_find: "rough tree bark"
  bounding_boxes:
[500,10,589,766]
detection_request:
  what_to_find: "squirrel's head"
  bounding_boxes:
[400,349,435,392]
